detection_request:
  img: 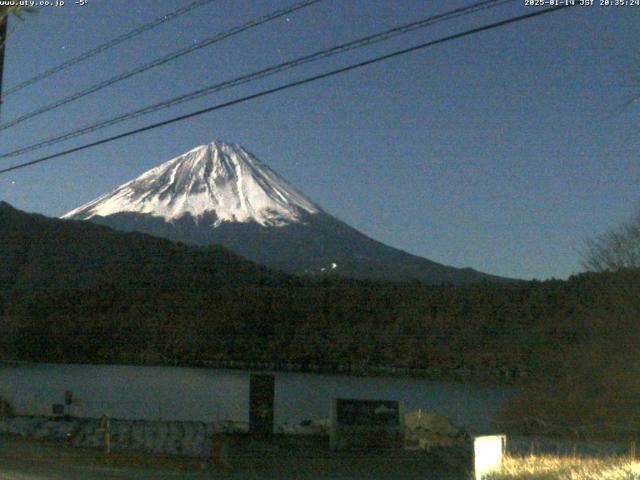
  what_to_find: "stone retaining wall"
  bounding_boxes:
[0,416,244,457]
[0,411,472,457]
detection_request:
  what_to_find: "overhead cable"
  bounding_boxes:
[0,4,575,176]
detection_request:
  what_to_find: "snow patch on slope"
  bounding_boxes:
[63,141,319,227]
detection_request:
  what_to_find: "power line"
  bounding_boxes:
[0,0,323,132]
[1,0,218,98]
[1,0,514,160]
[0,4,575,177]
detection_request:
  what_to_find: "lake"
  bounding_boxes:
[0,363,514,433]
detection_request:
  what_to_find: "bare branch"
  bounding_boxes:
[581,208,640,271]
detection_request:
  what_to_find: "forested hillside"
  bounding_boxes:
[1,202,638,389]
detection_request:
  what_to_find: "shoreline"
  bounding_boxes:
[0,358,523,387]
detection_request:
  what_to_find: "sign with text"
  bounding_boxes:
[330,398,404,450]
[335,399,400,426]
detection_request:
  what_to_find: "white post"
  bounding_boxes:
[474,434,506,480]
[99,414,111,454]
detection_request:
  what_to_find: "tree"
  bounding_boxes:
[0,6,37,22]
[582,207,640,271]
[1,6,36,103]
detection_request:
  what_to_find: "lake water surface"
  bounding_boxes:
[0,363,514,433]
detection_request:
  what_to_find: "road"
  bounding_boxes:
[0,434,469,479]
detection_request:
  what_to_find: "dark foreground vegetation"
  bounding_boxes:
[1,202,639,440]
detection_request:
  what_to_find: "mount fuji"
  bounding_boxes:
[63,141,505,284]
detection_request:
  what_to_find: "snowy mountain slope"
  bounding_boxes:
[63,141,319,227]
[63,141,509,284]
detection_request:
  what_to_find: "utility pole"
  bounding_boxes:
[0,13,7,117]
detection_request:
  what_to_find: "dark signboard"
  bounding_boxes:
[249,374,275,435]
[330,398,404,450]
[335,399,400,426]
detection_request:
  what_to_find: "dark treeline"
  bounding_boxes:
[2,202,640,439]
[1,202,638,380]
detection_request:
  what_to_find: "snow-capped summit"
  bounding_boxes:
[63,141,509,284]
[63,141,319,227]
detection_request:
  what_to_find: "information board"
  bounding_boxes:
[335,399,400,426]
[330,398,404,450]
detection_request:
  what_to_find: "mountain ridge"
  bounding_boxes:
[63,141,319,227]
[63,141,511,284]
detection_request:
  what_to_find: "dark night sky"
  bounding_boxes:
[1,0,638,280]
